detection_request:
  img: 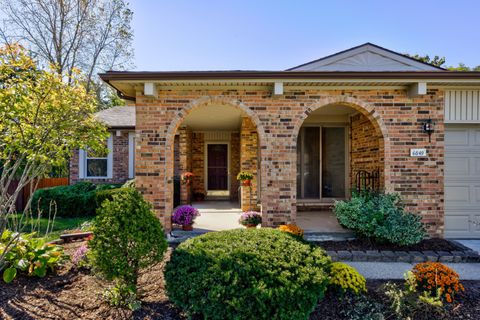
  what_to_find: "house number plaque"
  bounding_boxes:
[410,148,427,157]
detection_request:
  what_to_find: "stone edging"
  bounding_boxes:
[326,246,479,263]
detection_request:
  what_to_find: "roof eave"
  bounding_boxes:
[99,71,480,82]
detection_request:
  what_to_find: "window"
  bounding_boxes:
[79,134,113,179]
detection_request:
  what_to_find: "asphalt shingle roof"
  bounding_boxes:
[95,106,135,128]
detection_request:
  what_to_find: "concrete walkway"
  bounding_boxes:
[346,262,480,280]
[454,240,480,254]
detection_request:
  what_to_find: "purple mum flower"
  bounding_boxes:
[172,205,200,225]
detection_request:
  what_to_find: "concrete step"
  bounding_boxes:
[304,231,356,242]
[297,202,334,211]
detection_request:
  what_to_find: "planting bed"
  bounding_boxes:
[1,241,479,320]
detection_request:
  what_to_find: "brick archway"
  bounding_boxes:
[166,96,267,145]
[165,96,267,224]
[293,96,391,191]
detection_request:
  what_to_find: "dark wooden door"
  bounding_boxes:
[207,144,228,190]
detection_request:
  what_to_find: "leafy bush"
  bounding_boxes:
[95,187,128,207]
[384,271,445,319]
[333,191,426,246]
[278,224,304,237]
[88,188,167,308]
[165,228,331,320]
[1,230,66,283]
[32,182,121,217]
[329,262,366,295]
[412,262,464,303]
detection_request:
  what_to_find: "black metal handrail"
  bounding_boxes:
[355,169,380,192]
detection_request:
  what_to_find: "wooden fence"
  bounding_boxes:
[9,177,69,212]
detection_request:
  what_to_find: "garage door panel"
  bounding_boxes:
[445,125,480,238]
[474,130,480,145]
[445,157,469,176]
[445,185,470,202]
[445,129,469,146]
[445,215,470,231]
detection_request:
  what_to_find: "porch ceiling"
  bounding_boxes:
[181,104,243,131]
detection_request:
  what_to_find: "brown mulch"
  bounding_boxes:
[0,242,186,320]
[312,280,480,320]
[1,241,479,320]
[316,238,463,252]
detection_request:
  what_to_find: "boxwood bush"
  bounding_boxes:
[334,191,426,246]
[89,188,167,308]
[31,182,121,217]
[165,228,331,320]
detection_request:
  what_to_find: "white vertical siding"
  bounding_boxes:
[445,90,480,123]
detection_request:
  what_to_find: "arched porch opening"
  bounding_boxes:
[166,97,265,231]
[293,98,388,232]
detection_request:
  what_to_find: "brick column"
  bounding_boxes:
[178,127,192,204]
[240,117,259,211]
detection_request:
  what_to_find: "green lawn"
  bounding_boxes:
[7,214,93,242]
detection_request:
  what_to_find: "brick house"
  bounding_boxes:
[71,43,480,238]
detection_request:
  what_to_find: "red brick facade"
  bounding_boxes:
[134,90,445,236]
[70,130,133,185]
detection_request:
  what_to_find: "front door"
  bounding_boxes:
[207,144,228,191]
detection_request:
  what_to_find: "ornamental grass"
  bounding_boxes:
[412,262,464,303]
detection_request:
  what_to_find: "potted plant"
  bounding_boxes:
[181,172,194,185]
[239,211,262,228]
[172,205,200,231]
[193,191,205,202]
[237,171,254,186]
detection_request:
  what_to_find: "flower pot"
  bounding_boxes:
[241,180,251,187]
[182,225,193,231]
[245,224,257,229]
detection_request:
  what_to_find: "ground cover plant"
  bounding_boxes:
[165,228,331,320]
[1,230,66,283]
[334,191,426,246]
[88,188,167,310]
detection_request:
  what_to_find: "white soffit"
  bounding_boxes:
[181,104,243,131]
[288,43,442,72]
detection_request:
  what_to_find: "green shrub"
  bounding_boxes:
[95,187,128,207]
[334,191,426,246]
[88,188,167,308]
[329,262,366,295]
[1,230,66,283]
[31,182,121,217]
[165,228,331,320]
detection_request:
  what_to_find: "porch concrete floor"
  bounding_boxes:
[190,201,348,233]
[296,210,351,233]
[192,201,243,232]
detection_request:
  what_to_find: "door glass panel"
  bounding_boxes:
[207,144,228,190]
[322,127,345,198]
[303,127,320,198]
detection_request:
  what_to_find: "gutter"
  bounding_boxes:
[99,70,480,81]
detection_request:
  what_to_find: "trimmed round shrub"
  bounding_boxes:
[165,228,331,320]
[89,188,167,294]
[329,262,367,295]
[334,191,426,246]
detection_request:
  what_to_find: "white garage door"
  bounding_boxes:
[445,125,480,238]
